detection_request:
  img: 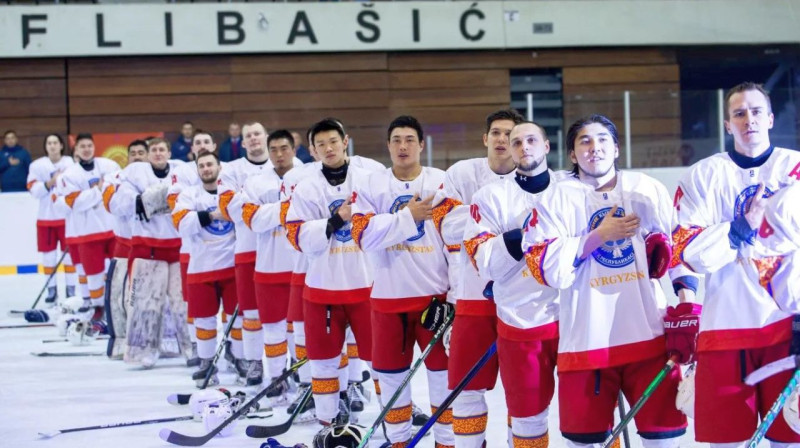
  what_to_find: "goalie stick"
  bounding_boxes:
[407,341,496,447]
[159,357,309,446]
[198,304,240,390]
[245,385,312,438]
[356,308,455,448]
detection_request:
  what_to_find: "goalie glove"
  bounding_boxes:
[420,297,453,332]
[664,302,702,364]
[137,182,170,222]
[645,232,672,278]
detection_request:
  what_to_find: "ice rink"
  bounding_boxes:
[0,273,705,448]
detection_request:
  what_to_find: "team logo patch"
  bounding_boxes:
[734,184,775,219]
[204,206,234,236]
[390,195,425,241]
[328,199,352,242]
[88,177,100,187]
[587,206,634,268]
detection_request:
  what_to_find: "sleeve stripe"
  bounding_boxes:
[524,239,554,287]
[218,190,235,221]
[463,231,495,271]
[285,220,304,252]
[242,203,259,229]
[351,213,374,249]
[172,209,189,230]
[65,192,80,209]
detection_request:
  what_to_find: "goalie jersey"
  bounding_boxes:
[522,171,674,371]
[351,166,448,313]
[673,147,800,352]
[173,184,236,283]
[464,174,559,340]
[57,158,120,244]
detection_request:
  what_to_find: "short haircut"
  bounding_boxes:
[268,129,295,148]
[147,137,171,151]
[127,139,147,152]
[309,119,346,145]
[566,114,620,176]
[196,150,219,164]
[242,121,266,134]
[43,134,66,156]
[182,121,194,128]
[192,129,215,144]
[512,120,549,141]
[724,82,772,119]
[75,133,94,144]
[387,115,424,141]
[4,130,16,138]
[486,109,525,133]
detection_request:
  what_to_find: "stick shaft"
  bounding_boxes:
[747,369,800,448]
[31,251,68,309]
[200,304,240,389]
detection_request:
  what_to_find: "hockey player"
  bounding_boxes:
[167,130,221,367]
[239,129,298,388]
[27,134,76,304]
[284,118,374,427]
[106,138,190,367]
[173,150,238,387]
[56,133,119,319]
[432,109,523,448]
[463,121,561,448]
[351,115,453,447]
[100,140,148,359]
[522,115,688,447]
[672,82,800,446]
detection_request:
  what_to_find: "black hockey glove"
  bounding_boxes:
[420,297,453,332]
[135,194,149,222]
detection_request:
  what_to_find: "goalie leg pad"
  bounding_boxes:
[105,257,129,359]
[164,262,193,359]
[124,258,168,368]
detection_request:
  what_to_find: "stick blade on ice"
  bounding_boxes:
[159,428,209,447]
[37,430,61,439]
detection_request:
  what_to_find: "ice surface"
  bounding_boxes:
[0,274,706,447]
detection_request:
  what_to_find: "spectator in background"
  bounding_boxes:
[219,122,243,162]
[290,131,313,163]
[172,121,194,162]
[0,130,32,192]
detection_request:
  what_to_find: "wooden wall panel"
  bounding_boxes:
[69,75,233,96]
[232,72,389,93]
[230,53,388,74]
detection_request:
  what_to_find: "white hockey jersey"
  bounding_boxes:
[173,184,236,283]
[284,165,372,304]
[433,157,515,314]
[521,171,674,372]
[58,158,120,244]
[464,175,559,341]
[241,166,296,284]
[102,170,132,245]
[27,156,74,226]
[673,148,800,352]
[351,167,448,313]
[106,161,183,249]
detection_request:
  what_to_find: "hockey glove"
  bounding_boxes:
[421,297,453,332]
[664,302,702,364]
[645,232,672,278]
[135,194,149,222]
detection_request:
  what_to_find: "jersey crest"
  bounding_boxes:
[328,199,352,242]
[734,185,775,219]
[204,206,234,236]
[587,206,634,268]
[390,195,425,241]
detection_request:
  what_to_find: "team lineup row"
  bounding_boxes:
[23,81,800,448]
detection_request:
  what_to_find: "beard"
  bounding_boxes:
[518,155,545,173]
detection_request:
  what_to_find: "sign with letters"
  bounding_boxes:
[0,1,798,58]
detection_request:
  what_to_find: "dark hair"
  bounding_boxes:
[127,139,148,153]
[565,114,619,176]
[196,150,219,163]
[43,134,66,156]
[387,115,424,142]
[309,119,346,145]
[182,121,194,128]
[192,129,215,144]
[512,120,549,141]
[486,109,525,133]
[4,130,16,138]
[75,133,94,144]
[724,82,772,119]
[267,129,295,148]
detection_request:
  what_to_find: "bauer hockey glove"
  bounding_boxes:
[421,297,454,332]
[664,302,702,364]
[645,232,672,278]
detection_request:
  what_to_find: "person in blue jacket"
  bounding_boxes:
[171,121,194,162]
[0,130,32,192]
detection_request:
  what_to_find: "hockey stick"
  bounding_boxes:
[30,251,68,311]
[617,392,631,448]
[159,357,309,447]
[31,351,105,357]
[356,309,455,448]
[43,336,109,343]
[246,386,313,438]
[0,323,55,329]
[199,304,240,390]
[602,355,678,448]
[39,414,194,439]
[746,368,800,448]
[407,341,497,447]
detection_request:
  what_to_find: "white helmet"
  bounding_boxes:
[202,398,236,437]
[189,389,227,421]
[675,364,695,419]
[783,388,800,434]
[61,296,86,314]
[67,320,96,346]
